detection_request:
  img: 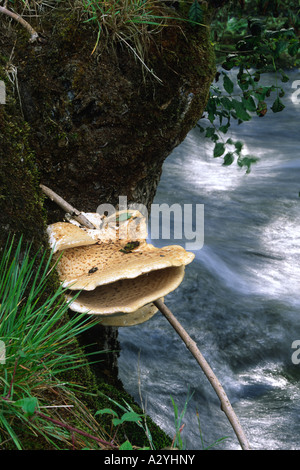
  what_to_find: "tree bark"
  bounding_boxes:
[0,2,215,381]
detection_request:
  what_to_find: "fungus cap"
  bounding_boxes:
[100,210,148,242]
[47,210,195,327]
[66,266,185,314]
[68,210,148,243]
[47,222,96,253]
[96,301,162,327]
[48,210,148,253]
[56,242,194,291]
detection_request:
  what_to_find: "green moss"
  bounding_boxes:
[0,68,46,249]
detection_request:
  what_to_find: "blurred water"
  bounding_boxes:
[118,70,300,450]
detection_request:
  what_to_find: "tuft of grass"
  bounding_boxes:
[80,0,175,80]
[170,391,229,450]
[0,235,105,449]
[3,0,206,80]
[0,235,168,450]
[79,0,207,80]
[81,0,168,43]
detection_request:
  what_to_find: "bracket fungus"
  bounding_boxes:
[42,185,251,450]
[47,210,194,327]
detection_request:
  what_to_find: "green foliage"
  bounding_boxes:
[170,392,229,450]
[201,0,299,171]
[96,393,154,449]
[96,381,172,449]
[14,397,38,418]
[170,392,192,449]
[188,0,203,24]
[119,440,134,450]
[0,237,93,378]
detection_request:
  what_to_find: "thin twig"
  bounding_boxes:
[40,184,96,229]
[2,358,19,401]
[35,411,118,449]
[0,5,39,42]
[153,298,251,450]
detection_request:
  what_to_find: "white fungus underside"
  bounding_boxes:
[66,266,185,314]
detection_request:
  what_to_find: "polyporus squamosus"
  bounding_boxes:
[47,210,194,327]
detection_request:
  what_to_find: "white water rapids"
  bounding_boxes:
[118,70,300,450]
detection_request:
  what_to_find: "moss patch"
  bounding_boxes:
[0,75,46,249]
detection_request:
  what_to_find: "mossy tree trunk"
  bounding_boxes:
[0,2,215,381]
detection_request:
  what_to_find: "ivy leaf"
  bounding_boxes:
[214,142,225,158]
[119,440,133,450]
[231,99,251,121]
[234,141,243,154]
[223,73,234,94]
[271,97,285,113]
[222,55,238,71]
[95,408,119,418]
[237,73,249,91]
[256,101,267,117]
[205,126,218,142]
[206,98,217,123]
[278,69,289,83]
[112,411,143,426]
[188,0,203,24]
[242,96,257,112]
[15,397,38,418]
[223,152,234,166]
[238,156,259,173]
[219,123,230,134]
[254,86,271,100]
[221,96,233,110]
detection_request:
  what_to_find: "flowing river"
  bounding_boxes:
[118,70,300,450]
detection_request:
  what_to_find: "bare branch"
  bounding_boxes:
[35,410,118,449]
[40,184,97,229]
[0,5,39,42]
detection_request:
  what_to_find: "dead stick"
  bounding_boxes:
[40,184,96,229]
[0,6,39,42]
[154,298,251,450]
[35,411,118,449]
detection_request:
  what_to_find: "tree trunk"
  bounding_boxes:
[0,2,215,382]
